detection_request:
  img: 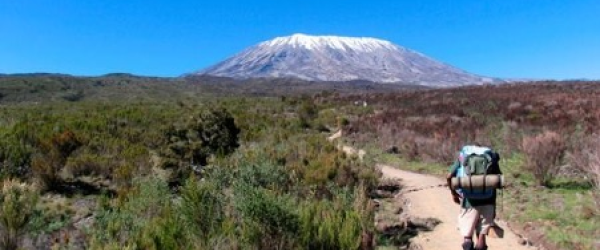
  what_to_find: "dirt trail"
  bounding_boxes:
[379,164,536,250]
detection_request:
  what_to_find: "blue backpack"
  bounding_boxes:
[455,146,498,199]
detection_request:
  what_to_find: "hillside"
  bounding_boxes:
[0,74,423,104]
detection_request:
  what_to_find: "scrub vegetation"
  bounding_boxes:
[0,75,598,249]
[335,81,600,250]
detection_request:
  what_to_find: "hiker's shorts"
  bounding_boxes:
[458,205,494,237]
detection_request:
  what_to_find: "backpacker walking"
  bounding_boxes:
[447,145,503,250]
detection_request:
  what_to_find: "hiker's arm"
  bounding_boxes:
[490,152,503,175]
[447,173,461,204]
[447,162,461,204]
[446,173,459,195]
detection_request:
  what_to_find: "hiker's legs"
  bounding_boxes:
[459,207,479,250]
[474,205,495,249]
[476,233,487,250]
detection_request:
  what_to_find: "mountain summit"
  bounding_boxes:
[195,34,498,86]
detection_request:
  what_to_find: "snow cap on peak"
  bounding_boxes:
[196,33,497,86]
[260,33,399,52]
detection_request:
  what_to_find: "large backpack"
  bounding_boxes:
[455,145,499,199]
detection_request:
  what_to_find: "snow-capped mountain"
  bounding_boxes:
[194,34,500,87]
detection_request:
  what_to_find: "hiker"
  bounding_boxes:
[447,145,502,250]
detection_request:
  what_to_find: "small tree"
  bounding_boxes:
[161,108,240,182]
[0,180,39,250]
[298,100,318,128]
[522,130,566,187]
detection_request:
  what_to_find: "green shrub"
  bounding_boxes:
[0,179,39,250]
[298,99,318,128]
[0,138,33,180]
[135,206,188,250]
[160,107,240,184]
[90,177,173,248]
[297,197,364,250]
[179,177,224,241]
[237,160,292,192]
[234,183,299,249]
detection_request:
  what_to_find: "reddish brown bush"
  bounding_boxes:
[566,134,600,189]
[396,129,419,161]
[335,82,600,177]
[32,130,82,191]
[500,121,521,156]
[522,130,566,186]
[417,135,461,164]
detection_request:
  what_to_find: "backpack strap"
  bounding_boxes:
[469,175,474,192]
[483,170,487,193]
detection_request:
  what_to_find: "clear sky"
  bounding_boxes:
[1,0,599,79]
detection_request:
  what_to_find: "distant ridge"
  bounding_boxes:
[0,73,73,77]
[194,33,502,87]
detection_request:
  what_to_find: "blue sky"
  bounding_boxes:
[1,0,599,79]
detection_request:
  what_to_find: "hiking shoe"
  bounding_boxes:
[475,246,488,250]
[462,241,474,250]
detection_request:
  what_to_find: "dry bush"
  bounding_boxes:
[417,136,459,164]
[32,130,82,191]
[66,154,116,179]
[522,130,566,186]
[500,121,521,155]
[396,129,419,161]
[377,124,400,151]
[566,134,600,189]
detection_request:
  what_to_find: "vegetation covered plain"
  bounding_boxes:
[0,76,382,249]
[0,75,599,249]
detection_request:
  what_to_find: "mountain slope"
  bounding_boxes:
[195,34,500,87]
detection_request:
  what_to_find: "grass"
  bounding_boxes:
[490,154,597,249]
[507,186,598,249]
[367,145,447,176]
